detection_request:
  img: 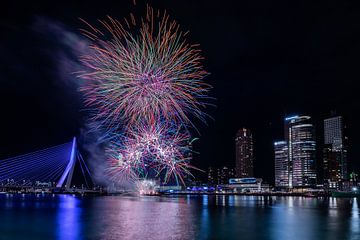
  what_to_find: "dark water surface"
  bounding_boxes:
[0,194,359,240]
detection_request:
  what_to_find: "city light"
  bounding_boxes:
[285,115,299,121]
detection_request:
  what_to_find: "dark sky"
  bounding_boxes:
[1,0,360,184]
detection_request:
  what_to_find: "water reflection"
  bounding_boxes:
[86,196,198,240]
[200,195,210,239]
[0,194,359,239]
[350,198,359,239]
[56,195,81,240]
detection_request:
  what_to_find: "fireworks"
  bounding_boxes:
[79,6,211,127]
[105,120,198,185]
[78,6,212,187]
[136,179,158,195]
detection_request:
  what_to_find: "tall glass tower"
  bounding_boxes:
[286,116,317,187]
[235,128,254,178]
[274,141,289,187]
[323,115,348,183]
[274,115,317,188]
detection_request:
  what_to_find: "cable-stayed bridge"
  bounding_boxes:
[0,137,95,193]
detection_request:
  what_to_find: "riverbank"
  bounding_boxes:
[2,189,359,198]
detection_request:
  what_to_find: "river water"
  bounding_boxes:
[0,194,359,240]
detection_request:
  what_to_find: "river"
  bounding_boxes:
[0,194,359,240]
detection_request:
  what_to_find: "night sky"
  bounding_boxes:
[1,0,360,184]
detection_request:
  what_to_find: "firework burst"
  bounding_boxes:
[79,6,211,128]
[105,120,199,185]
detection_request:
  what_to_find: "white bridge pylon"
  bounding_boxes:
[56,137,77,188]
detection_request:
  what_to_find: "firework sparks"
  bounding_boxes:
[136,179,158,195]
[79,6,211,128]
[79,6,212,187]
[105,120,199,185]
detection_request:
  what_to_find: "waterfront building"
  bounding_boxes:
[274,115,317,188]
[274,141,289,187]
[224,177,270,193]
[287,115,317,187]
[208,166,235,185]
[323,115,348,187]
[235,128,254,178]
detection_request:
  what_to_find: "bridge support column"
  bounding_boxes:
[56,137,76,188]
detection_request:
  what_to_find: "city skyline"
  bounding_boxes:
[212,113,355,186]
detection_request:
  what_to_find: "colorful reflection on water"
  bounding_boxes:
[0,194,359,240]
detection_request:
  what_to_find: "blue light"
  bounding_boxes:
[285,115,299,121]
[56,195,80,240]
[57,137,77,188]
[0,139,76,185]
[274,141,287,146]
[229,178,257,184]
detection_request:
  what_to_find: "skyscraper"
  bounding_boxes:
[287,116,317,187]
[324,116,344,150]
[274,141,289,187]
[235,128,254,178]
[274,115,317,188]
[323,115,348,185]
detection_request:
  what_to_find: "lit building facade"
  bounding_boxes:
[323,116,348,186]
[208,166,235,185]
[324,116,344,150]
[235,128,254,178]
[274,141,289,187]
[274,115,317,188]
[217,166,235,185]
[323,146,341,187]
[226,178,268,192]
[288,116,317,187]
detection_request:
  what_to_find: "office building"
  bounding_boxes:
[274,141,289,187]
[323,115,348,185]
[207,166,235,185]
[324,116,344,150]
[274,115,317,188]
[235,128,254,178]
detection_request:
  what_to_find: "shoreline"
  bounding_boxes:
[1,189,359,198]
